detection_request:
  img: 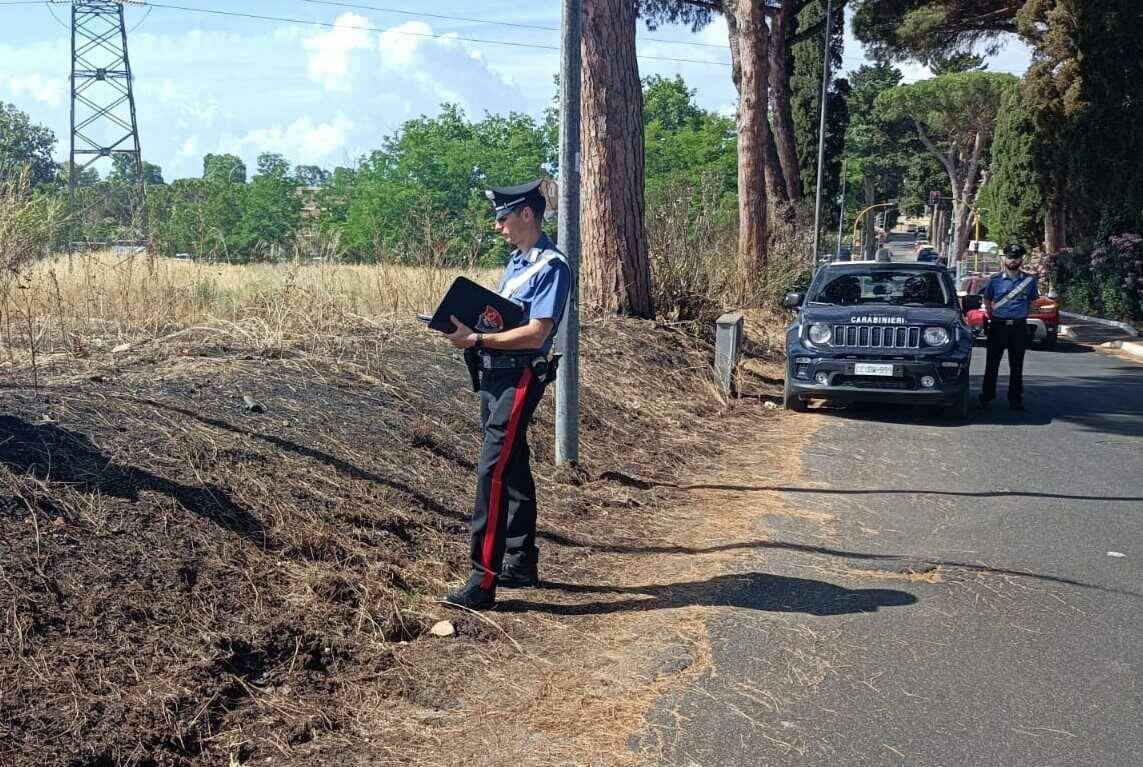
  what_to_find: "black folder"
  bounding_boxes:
[421,276,525,334]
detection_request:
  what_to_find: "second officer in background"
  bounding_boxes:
[979,243,1039,411]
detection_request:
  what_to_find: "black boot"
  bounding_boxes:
[443,574,496,610]
[977,394,991,410]
[499,560,539,588]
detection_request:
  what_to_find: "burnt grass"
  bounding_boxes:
[0,317,776,766]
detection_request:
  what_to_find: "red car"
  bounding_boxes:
[956,274,1060,349]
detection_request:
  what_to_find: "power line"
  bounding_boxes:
[3,0,1026,76]
[128,1,732,67]
[296,0,732,50]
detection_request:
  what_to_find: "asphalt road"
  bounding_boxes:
[642,339,1143,765]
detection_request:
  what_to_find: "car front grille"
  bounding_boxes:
[832,324,922,349]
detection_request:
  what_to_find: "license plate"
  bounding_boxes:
[854,363,894,376]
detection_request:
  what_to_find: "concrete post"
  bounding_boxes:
[714,313,744,397]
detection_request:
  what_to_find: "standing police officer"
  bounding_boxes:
[441,179,571,610]
[979,243,1039,411]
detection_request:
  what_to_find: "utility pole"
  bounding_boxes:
[69,1,146,248]
[809,0,835,267]
[555,0,582,466]
[834,157,846,260]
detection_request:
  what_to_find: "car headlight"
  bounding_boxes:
[807,323,832,345]
[923,327,950,346]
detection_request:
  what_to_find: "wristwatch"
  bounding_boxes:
[473,333,484,349]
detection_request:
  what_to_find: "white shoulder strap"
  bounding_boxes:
[499,250,566,299]
[993,275,1034,310]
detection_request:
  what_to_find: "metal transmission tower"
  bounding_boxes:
[68,1,146,246]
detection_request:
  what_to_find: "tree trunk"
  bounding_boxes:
[765,130,789,205]
[1044,185,1066,252]
[580,0,653,318]
[727,10,785,211]
[728,0,770,301]
[769,0,801,201]
[934,206,945,254]
[951,201,972,263]
[861,174,876,258]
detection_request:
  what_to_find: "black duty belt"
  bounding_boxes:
[478,352,547,370]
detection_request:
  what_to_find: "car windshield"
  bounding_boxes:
[808,269,952,307]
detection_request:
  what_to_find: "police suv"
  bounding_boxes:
[784,261,979,418]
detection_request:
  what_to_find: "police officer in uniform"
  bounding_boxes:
[442,179,571,610]
[979,243,1039,411]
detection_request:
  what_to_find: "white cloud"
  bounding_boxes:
[2,72,66,107]
[379,20,431,69]
[176,136,199,159]
[302,13,373,92]
[218,113,356,167]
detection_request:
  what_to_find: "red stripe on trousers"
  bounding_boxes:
[481,368,534,590]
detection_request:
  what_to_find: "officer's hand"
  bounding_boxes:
[446,315,477,349]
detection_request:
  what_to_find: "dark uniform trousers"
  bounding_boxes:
[470,365,547,590]
[982,318,1028,404]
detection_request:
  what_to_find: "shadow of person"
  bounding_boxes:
[0,415,265,544]
[497,572,918,617]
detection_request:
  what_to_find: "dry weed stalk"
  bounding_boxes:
[0,251,499,361]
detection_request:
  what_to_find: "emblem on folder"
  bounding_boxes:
[476,305,505,332]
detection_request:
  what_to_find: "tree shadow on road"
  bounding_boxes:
[497,572,918,617]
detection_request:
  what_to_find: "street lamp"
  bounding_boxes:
[852,202,896,257]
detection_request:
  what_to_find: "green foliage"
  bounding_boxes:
[109,155,164,186]
[852,0,1015,64]
[643,75,704,132]
[1021,0,1143,238]
[1042,233,1143,321]
[976,86,1041,245]
[294,165,331,187]
[642,76,737,204]
[0,102,57,187]
[842,64,915,208]
[930,51,987,74]
[791,0,849,212]
[875,71,1018,148]
[148,152,301,261]
[317,104,551,265]
[203,154,247,185]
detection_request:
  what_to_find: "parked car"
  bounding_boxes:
[784,261,976,418]
[955,274,1060,349]
[916,246,939,263]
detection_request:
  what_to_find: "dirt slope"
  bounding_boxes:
[1,315,788,766]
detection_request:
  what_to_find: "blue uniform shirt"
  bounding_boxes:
[496,232,571,355]
[981,270,1039,319]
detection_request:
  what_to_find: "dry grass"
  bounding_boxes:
[0,250,499,361]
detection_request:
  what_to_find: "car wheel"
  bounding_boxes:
[784,376,807,412]
[1043,331,1058,350]
[943,387,970,419]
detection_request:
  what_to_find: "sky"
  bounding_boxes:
[0,1,1033,182]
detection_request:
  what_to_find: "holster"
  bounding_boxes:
[538,354,560,385]
[463,347,481,393]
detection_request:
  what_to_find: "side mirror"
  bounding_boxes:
[962,294,983,311]
[783,292,804,308]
